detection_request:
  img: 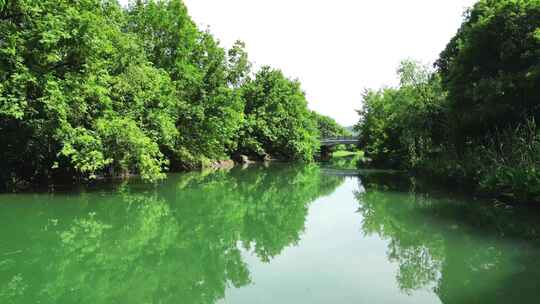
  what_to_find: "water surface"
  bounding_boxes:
[1,164,540,303]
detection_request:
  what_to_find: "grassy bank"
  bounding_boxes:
[332,150,365,158]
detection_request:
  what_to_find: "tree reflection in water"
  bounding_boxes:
[355,171,540,304]
[5,167,540,304]
[0,164,345,304]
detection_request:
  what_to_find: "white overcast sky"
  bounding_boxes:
[120,0,476,126]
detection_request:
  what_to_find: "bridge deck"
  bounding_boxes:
[320,137,360,146]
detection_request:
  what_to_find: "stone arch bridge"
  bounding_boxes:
[319,136,361,159]
[320,136,360,147]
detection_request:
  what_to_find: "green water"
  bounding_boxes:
[1,163,540,304]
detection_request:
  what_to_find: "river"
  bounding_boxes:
[1,162,540,303]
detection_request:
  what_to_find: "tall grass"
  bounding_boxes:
[416,119,540,203]
[477,120,540,202]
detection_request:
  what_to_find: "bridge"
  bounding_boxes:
[320,136,360,147]
[318,136,361,160]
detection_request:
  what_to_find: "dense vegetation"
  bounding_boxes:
[237,67,319,161]
[356,0,540,202]
[310,111,351,139]
[0,0,344,190]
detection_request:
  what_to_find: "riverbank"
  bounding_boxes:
[1,154,297,193]
[354,1,540,205]
[331,150,364,159]
[1,0,354,192]
[358,156,540,206]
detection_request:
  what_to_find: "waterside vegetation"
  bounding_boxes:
[356,0,540,203]
[0,0,347,191]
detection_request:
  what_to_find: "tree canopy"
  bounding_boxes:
[0,0,327,190]
[356,0,540,202]
[311,111,351,139]
[238,67,319,161]
[436,0,540,145]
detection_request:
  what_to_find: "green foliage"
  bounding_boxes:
[238,67,319,161]
[332,150,363,158]
[126,0,244,168]
[476,120,540,202]
[227,40,252,87]
[0,0,327,190]
[436,0,540,145]
[311,111,350,138]
[356,60,446,168]
[357,1,540,203]
[0,0,169,186]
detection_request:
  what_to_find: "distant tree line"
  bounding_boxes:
[310,111,351,138]
[356,0,540,202]
[0,0,347,190]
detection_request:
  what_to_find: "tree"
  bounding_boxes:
[0,0,174,188]
[356,1,540,201]
[126,0,244,168]
[436,0,540,146]
[227,40,252,88]
[0,0,328,190]
[356,60,445,168]
[238,67,319,160]
[310,111,350,138]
